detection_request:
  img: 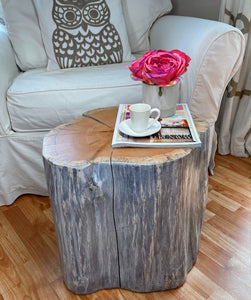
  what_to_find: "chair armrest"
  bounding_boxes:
[0,24,19,135]
[149,15,245,125]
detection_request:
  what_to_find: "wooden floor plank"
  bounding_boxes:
[0,245,20,295]
[214,154,251,176]
[208,180,251,209]
[0,212,29,266]
[196,251,250,300]
[210,163,251,198]
[199,234,232,267]
[185,267,233,299]
[168,282,204,300]
[3,206,61,284]
[206,201,250,229]
[207,287,236,300]
[201,223,250,266]
[51,279,84,300]
[0,154,250,299]
[208,190,241,211]
[203,209,215,222]
[207,215,250,247]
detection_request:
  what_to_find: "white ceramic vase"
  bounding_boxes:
[142,81,180,118]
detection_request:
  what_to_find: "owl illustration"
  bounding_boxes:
[52,0,123,68]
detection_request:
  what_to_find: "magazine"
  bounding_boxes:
[111,104,201,148]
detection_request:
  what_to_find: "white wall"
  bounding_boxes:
[171,0,221,21]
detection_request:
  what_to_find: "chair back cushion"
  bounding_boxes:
[33,0,135,70]
[122,0,172,53]
[1,0,47,70]
[2,0,172,70]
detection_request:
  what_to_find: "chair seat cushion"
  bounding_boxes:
[7,63,141,132]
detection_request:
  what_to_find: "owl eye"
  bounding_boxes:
[83,3,110,26]
[64,10,77,22]
[89,8,100,20]
[54,5,82,28]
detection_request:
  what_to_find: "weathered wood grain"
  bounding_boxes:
[112,119,209,292]
[43,161,120,294]
[42,107,210,294]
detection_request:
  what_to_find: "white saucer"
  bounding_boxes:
[119,119,161,137]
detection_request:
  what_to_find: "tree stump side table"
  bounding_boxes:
[42,106,210,294]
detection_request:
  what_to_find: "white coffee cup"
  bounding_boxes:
[129,103,160,133]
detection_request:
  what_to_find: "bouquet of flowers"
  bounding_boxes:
[128,49,191,95]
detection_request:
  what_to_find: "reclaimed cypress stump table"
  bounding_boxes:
[42,106,210,294]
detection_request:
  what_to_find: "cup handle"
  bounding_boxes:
[148,108,160,127]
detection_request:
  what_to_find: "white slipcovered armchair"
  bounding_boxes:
[0,0,244,206]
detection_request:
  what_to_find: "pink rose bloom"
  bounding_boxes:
[128,49,191,87]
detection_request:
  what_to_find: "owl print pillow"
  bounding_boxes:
[33,0,135,70]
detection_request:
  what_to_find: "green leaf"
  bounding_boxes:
[159,87,163,97]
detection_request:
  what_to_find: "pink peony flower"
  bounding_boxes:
[128,49,191,87]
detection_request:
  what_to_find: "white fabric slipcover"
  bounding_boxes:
[0,15,245,206]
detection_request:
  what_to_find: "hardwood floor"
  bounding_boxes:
[0,154,250,300]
